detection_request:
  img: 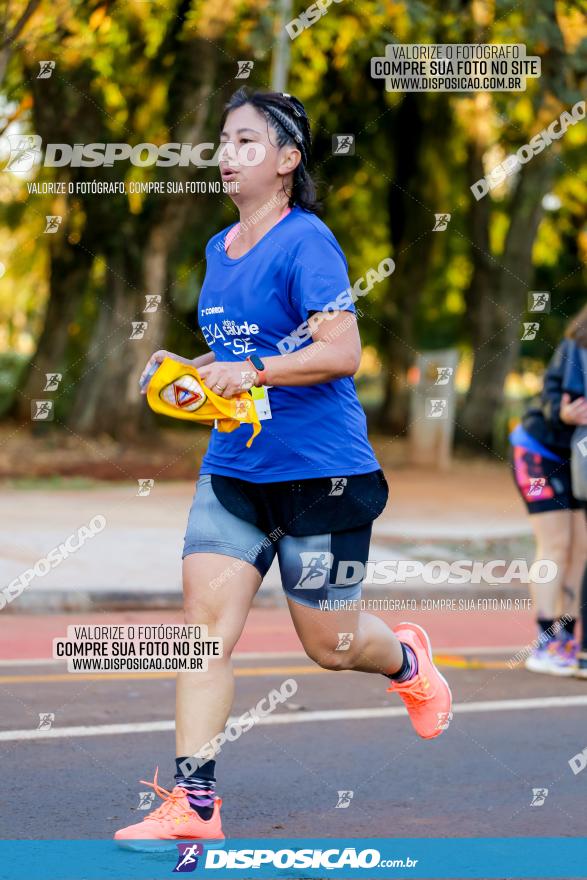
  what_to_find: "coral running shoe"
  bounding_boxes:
[114,767,224,851]
[387,622,453,739]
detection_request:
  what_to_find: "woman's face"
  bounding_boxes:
[219,103,300,203]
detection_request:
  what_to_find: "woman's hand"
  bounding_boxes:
[560,392,587,425]
[198,361,257,398]
[139,349,191,394]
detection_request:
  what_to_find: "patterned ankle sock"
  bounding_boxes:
[174,758,216,820]
[384,643,418,683]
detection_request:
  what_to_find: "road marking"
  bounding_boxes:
[1,694,587,742]
[0,654,513,682]
[0,651,308,668]
[0,665,327,684]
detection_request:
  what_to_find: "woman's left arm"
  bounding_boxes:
[262,310,361,385]
[197,310,361,396]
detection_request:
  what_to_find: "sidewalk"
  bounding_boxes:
[0,460,532,612]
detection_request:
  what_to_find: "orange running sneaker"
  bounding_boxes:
[114,767,224,851]
[386,622,453,740]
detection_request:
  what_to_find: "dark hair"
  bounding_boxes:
[566,304,587,348]
[220,88,320,214]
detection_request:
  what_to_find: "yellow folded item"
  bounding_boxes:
[146,357,261,448]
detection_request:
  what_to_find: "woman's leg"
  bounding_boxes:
[277,527,452,739]
[559,509,587,624]
[578,505,587,676]
[176,552,262,758]
[115,474,274,845]
[521,509,582,675]
[527,509,572,621]
[285,598,402,674]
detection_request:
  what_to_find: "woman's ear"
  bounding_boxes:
[277,146,302,177]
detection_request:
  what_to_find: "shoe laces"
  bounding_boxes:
[139,767,189,822]
[387,673,434,706]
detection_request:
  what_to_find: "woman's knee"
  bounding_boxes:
[538,530,572,568]
[182,553,259,652]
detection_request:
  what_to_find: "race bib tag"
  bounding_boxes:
[251,385,272,420]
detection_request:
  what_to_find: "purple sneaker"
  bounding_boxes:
[525,639,575,676]
[554,636,578,671]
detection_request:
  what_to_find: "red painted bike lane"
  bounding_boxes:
[0,606,535,661]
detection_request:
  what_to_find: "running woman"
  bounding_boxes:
[510,304,587,675]
[114,88,452,848]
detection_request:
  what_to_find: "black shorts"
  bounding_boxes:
[183,474,374,609]
[511,445,582,514]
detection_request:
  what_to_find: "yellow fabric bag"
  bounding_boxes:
[146,357,261,448]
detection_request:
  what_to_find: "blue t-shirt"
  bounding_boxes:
[197,206,380,482]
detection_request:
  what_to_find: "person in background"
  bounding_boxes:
[510,304,587,675]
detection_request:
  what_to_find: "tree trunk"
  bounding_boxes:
[14,232,93,418]
[67,211,176,438]
[378,95,440,433]
[66,32,219,439]
[459,154,556,447]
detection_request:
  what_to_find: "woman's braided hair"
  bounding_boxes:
[220,88,320,214]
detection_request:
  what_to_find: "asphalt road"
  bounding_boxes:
[1,608,586,880]
[1,645,586,842]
